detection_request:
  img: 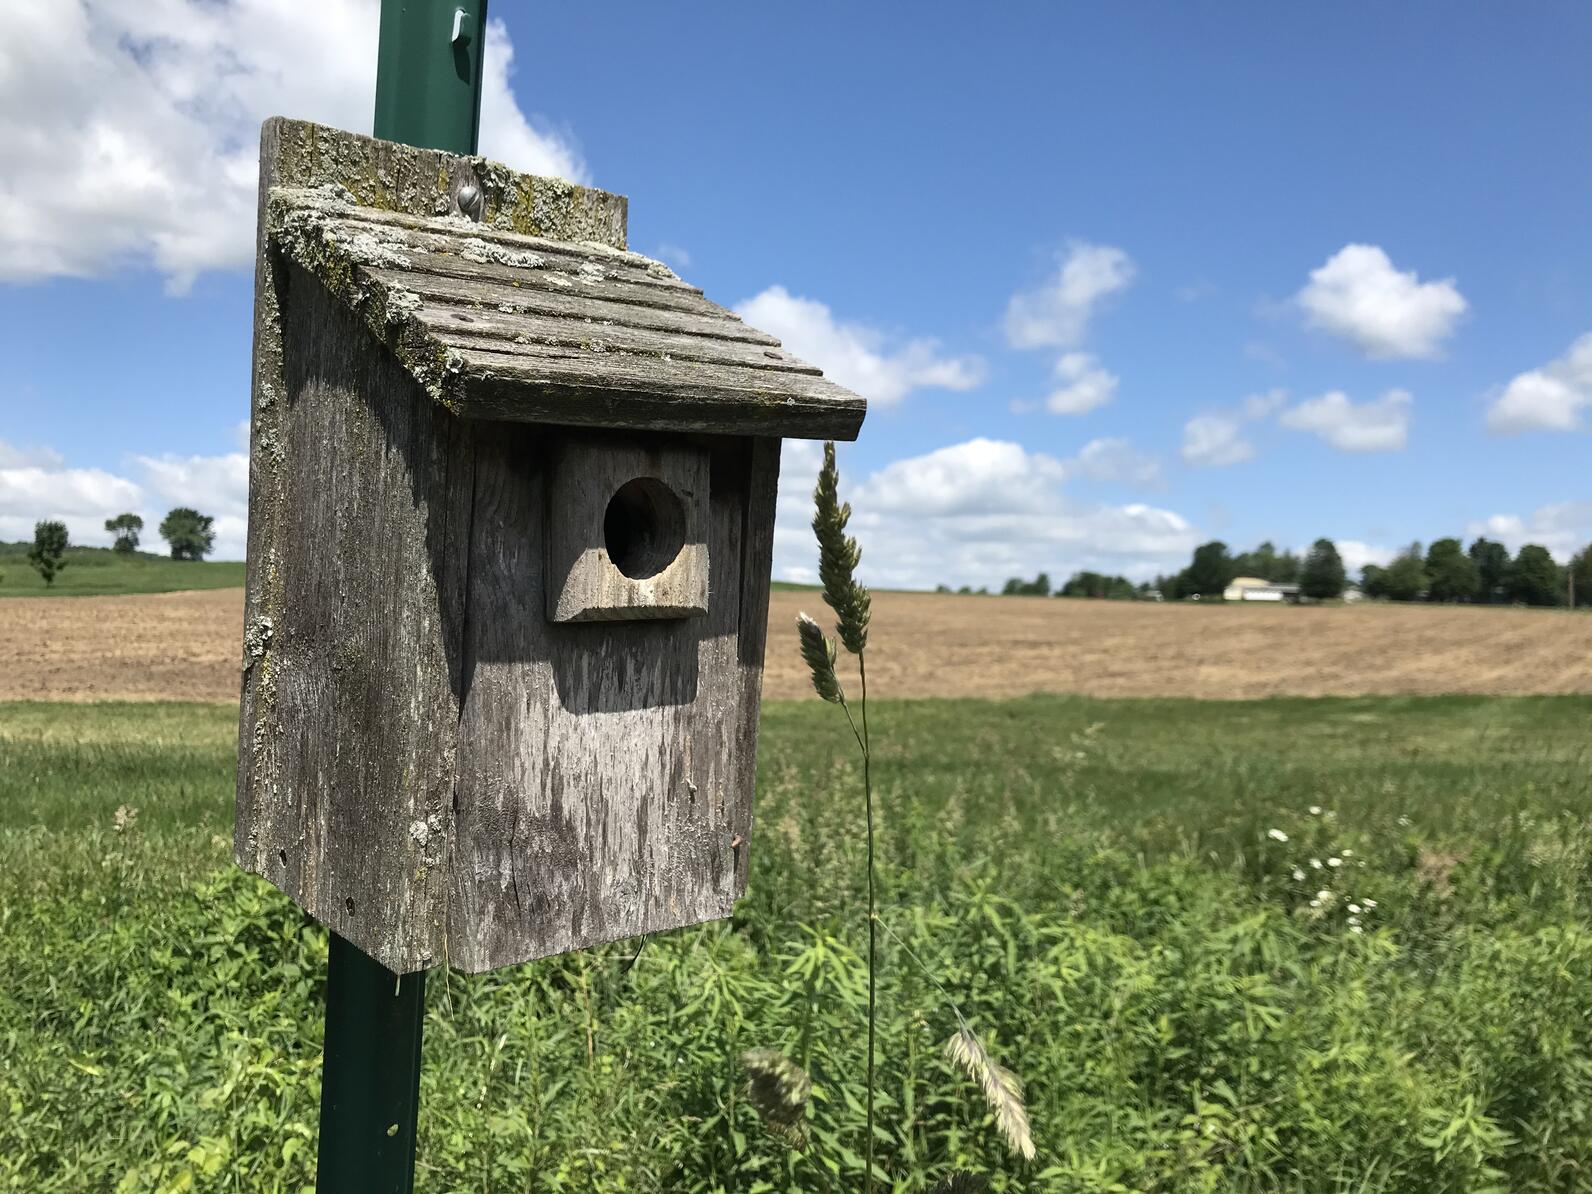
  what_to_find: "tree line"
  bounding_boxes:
[945,535,1592,608]
[17,509,217,587]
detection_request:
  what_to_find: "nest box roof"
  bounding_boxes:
[267,180,866,441]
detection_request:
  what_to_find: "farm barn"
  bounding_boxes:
[1223,576,1302,602]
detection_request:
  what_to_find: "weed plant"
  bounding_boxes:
[2,694,1592,1190]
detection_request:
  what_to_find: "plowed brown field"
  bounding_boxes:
[3,587,1589,703]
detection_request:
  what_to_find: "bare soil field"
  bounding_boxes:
[2,586,1589,703]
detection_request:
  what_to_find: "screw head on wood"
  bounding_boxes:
[454,183,483,221]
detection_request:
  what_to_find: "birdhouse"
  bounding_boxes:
[234,119,865,974]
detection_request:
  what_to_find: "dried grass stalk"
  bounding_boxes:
[944,1028,1036,1161]
[742,1048,812,1147]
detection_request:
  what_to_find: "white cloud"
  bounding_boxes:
[1334,540,1395,575]
[0,2,584,290]
[1485,333,1592,434]
[772,437,1198,590]
[1181,415,1253,468]
[1069,437,1161,486]
[735,286,984,407]
[1465,502,1592,561]
[1004,242,1135,349]
[1297,244,1466,359]
[1280,388,1413,452]
[1042,353,1118,416]
[0,441,65,469]
[0,436,248,558]
[1181,389,1287,468]
[653,243,692,270]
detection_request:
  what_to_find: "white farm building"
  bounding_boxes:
[1223,576,1301,603]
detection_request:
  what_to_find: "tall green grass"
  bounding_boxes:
[2,695,1591,1191]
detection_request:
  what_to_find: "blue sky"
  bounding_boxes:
[3,1,1590,587]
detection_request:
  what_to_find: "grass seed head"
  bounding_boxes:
[944,1027,1036,1161]
[742,1048,812,1147]
[797,613,845,704]
[812,441,871,656]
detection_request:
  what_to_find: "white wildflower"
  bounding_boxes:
[1363,899,1377,909]
[1342,849,1353,857]
[1328,857,1343,868]
[1348,903,1361,914]
[1268,828,1289,842]
[1310,858,1323,869]
[1309,805,1323,816]
[1317,890,1332,901]
[1397,815,1411,827]
[1309,899,1321,908]
[1292,868,1306,882]
[1350,924,1363,934]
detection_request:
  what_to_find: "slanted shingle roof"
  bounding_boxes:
[267,186,865,440]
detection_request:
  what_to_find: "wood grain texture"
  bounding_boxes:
[237,117,815,973]
[265,181,866,441]
[446,432,777,973]
[545,436,710,623]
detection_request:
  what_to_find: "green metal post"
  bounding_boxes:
[317,935,428,1192]
[374,0,490,155]
[313,4,489,1191]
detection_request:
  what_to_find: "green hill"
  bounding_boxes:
[0,542,245,597]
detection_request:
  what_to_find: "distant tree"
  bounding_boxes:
[1425,537,1479,603]
[1382,543,1428,602]
[159,507,216,561]
[1360,563,1389,599]
[104,512,144,554]
[1061,570,1136,599]
[1272,550,1301,585]
[956,585,973,595]
[1571,544,1592,609]
[1299,538,1347,599]
[1001,572,1051,597]
[1506,544,1562,607]
[1179,541,1235,598]
[1468,537,1510,604]
[28,520,70,586]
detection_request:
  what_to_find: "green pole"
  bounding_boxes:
[314,4,488,1191]
[374,0,490,155]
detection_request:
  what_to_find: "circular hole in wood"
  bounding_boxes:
[604,477,686,580]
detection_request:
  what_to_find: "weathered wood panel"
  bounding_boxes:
[446,432,773,973]
[236,263,469,974]
[545,435,711,623]
[264,175,867,441]
[365,266,780,346]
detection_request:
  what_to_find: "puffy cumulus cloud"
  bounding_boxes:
[1004,242,1135,350]
[1069,437,1161,486]
[1486,333,1592,434]
[1334,540,1396,575]
[1043,353,1118,416]
[735,286,984,407]
[771,437,1198,590]
[1181,414,1253,468]
[1297,244,1467,360]
[1280,388,1413,452]
[0,446,144,545]
[1465,502,1592,561]
[0,2,584,291]
[0,433,249,558]
[1181,389,1287,468]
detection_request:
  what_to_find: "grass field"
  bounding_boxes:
[0,543,245,597]
[4,694,1592,1190]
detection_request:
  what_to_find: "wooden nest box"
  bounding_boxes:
[235,119,865,974]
